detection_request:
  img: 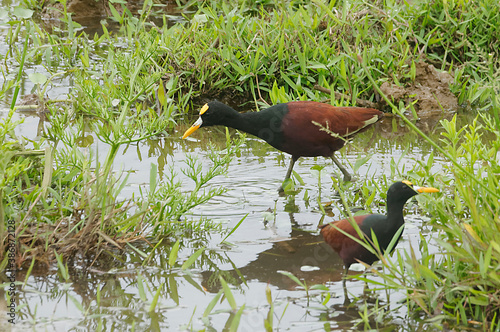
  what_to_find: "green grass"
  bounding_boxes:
[1,0,499,329]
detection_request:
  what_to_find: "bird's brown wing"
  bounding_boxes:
[318,215,366,254]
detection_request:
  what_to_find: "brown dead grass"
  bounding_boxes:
[12,200,148,270]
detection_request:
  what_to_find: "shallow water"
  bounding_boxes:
[3,106,457,331]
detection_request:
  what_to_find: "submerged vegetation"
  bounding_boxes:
[0,0,499,330]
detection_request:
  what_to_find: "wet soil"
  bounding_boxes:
[380,61,459,115]
[41,0,176,20]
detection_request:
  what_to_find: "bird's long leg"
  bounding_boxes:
[343,265,351,305]
[279,157,297,192]
[331,153,352,182]
[284,157,296,181]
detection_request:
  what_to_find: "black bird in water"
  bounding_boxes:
[319,181,439,275]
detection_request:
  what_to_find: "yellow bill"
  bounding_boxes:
[414,186,439,193]
[182,117,203,139]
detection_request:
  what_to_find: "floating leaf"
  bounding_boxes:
[28,73,47,85]
[300,265,320,272]
[13,6,33,19]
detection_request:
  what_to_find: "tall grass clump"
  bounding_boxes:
[156,0,499,111]
[156,0,406,106]
[410,0,500,110]
[0,1,240,268]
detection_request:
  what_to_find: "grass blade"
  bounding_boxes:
[219,276,237,310]
[221,213,248,243]
[203,290,223,317]
[168,239,180,267]
[182,247,205,270]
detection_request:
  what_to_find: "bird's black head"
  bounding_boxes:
[387,180,439,207]
[198,101,238,127]
[182,101,238,139]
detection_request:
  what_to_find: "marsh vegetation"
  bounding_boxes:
[1,0,499,330]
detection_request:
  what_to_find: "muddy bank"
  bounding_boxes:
[41,0,178,20]
[379,61,458,116]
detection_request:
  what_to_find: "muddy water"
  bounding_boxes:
[5,107,458,331]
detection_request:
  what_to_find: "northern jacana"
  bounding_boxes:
[182,101,383,191]
[319,181,439,277]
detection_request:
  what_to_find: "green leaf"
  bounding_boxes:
[292,170,304,185]
[137,273,147,301]
[340,56,347,80]
[221,214,248,243]
[277,270,304,288]
[68,294,84,312]
[183,274,205,293]
[310,284,329,291]
[149,281,165,312]
[157,79,165,106]
[469,295,489,306]
[80,47,89,68]
[229,304,245,332]
[181,247,205,270]
[219,276,237,310]
[41,146,53,198]
[168,275,179,305]
[149,163,157,196]
[168,240,180,267]
[28,73,48,85]
[203,291,223,317]
[108,3,123,22]
[353,154,371,172]
[418,264,441,282]
[13,6,33,19]
[265,285,272,305]
[365,187,376,206]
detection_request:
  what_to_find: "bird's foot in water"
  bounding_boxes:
[278,178,295,194]
[342,173,352,182]
[331,172,355,186]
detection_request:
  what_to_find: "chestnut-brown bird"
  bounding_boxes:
[182,100,383,191]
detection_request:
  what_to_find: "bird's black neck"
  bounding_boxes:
[220,107,286,147]
[221,111,266,138]
[385,197,408,231]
